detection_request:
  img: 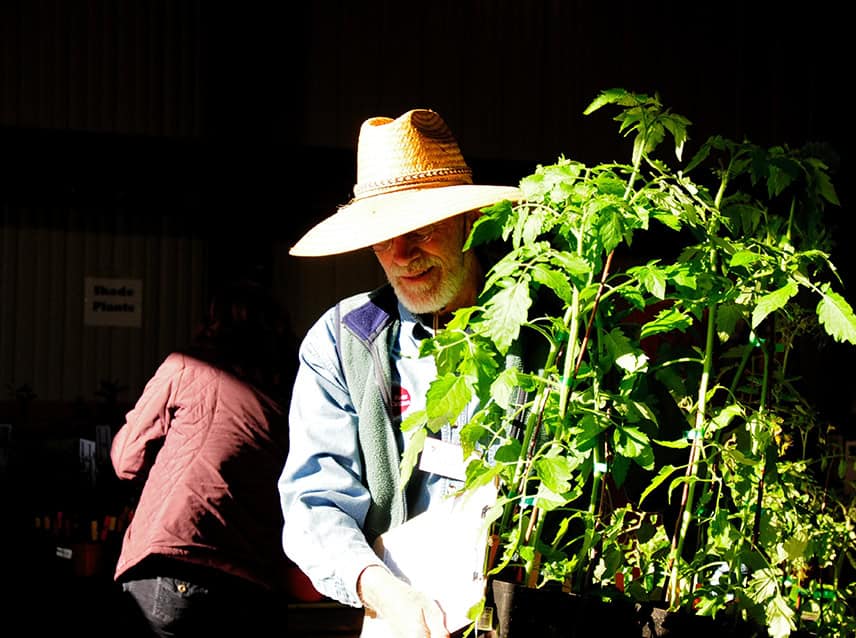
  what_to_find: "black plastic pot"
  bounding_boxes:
[488,580,816,638]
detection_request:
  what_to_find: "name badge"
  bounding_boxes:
[418,438,467,481]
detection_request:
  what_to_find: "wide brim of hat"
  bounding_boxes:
[289,184,522,257]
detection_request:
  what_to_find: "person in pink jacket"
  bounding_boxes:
[111,279,300,636]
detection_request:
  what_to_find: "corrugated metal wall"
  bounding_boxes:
[0,0,847,410]
[0,0,201,136]
[0,206,207,406]
[0,0,206,408]
[293,0,841,164]
[0,1,387,407]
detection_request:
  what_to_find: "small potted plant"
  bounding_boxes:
[401,89,856,637]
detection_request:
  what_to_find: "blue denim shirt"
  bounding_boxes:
[278,298,465,607]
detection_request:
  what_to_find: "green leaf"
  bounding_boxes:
[613,425,654,470]
[746,568,796,638]
[651,209,683,231]
[425,374,471,430]
[459,412,490,458]
[464,461,503,493]
[636,264,667,299]
[531,263,572,304]
[603,328,636,369]
[813,159,840,205]
[615,349,647,375]
[729,250,762,268]
[639,463,679,506]
[460,339,501,400]
[534,455,573,494]
[520,206,549,245]
[598,207,625,253]
[670,265,699,292]
[611,453,630,487]
[534,481,570,511]
[399,427,428,489]
[494,439,522,463]
[483,281,532,354]
[715,303,743,343]
[552,250,591,277]
[583,87,634,115]
[817,285,856,344]
[751,280,798,329]
[640,307,692,339]
[486,249,528,286]
[400,408,427,433]
[766,599,796,638]
[782,533,808,560]
[628,399,656,424]
[468,201,513,247]
[575,414,606,452]
[653,438,689,449]
[427,328,469,376]
[709,403,744,434]
[489,367,520,411]
[662,112,691,161]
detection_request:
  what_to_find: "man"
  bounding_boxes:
[280,109,520,637]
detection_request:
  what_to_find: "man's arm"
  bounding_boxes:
[279,311,383,606]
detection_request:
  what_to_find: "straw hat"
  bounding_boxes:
[289,109,522,256]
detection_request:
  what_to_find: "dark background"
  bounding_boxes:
[0,1,852,634]
[5,2,848,267]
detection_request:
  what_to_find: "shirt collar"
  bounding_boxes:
[398,302,434,341]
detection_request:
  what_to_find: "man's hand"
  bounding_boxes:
[358,564,450,638]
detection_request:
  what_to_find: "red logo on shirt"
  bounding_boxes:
[393,386,412,412]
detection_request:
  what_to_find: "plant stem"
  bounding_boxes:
[665,300,716,606]
[663,148,740,606]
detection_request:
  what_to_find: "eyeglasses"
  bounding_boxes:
[371,224,435,253]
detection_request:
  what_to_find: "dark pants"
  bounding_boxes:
[121,571,283,637]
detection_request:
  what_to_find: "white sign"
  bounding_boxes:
[84,277,143,327]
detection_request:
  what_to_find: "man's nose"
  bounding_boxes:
[389,236,422,262]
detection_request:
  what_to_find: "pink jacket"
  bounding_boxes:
[111,352,291,591]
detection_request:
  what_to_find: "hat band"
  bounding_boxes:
[353,167,473,199]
